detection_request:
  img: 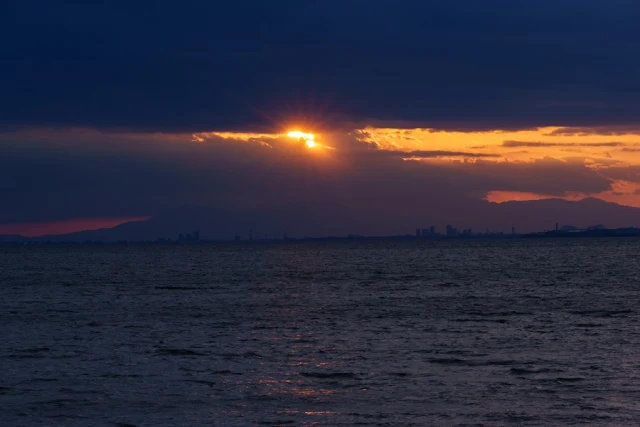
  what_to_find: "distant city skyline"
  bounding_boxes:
[2,197,639,243]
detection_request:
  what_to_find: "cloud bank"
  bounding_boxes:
[2,0,640,132]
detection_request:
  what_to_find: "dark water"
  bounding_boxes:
[2,239,640,426]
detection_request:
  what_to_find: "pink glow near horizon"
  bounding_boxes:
[0,217,150,238]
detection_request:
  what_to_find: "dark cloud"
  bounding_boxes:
[360,149,500,159]
[503,141,625,148]
[432,158,613,196]
[600,166,640,183]
[547,126,640,136]
[2,0,640,132]
[0,133,615,229]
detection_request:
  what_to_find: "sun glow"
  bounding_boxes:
[287,130,316,148]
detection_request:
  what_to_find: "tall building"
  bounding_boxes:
[416,228,421,237]
[430,226,436,235]
[446,225,458,237]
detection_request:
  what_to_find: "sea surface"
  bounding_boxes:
[2,239,640,426]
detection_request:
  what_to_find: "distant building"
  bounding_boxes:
[446,225,458,237]
[193,230,200,241]
[416,227,438,237]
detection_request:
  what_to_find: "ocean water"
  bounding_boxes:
[2,239,640,426]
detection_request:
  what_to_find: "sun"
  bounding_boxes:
[287,130,316,148]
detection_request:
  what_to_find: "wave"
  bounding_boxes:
[510,368,562,375]
[300,372,358,379]
[429,358,534,367]
[569,309,633,318]
[156,348,206,356]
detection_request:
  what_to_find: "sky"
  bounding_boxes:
[2,0,640,237]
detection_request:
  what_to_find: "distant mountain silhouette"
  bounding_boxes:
[0,234,27,243]
[482,198,640,232]
[4,197,640,242]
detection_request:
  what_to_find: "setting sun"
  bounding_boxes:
[287,130,316,148]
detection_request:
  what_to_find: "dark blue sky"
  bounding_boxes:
[2,0,640,132]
